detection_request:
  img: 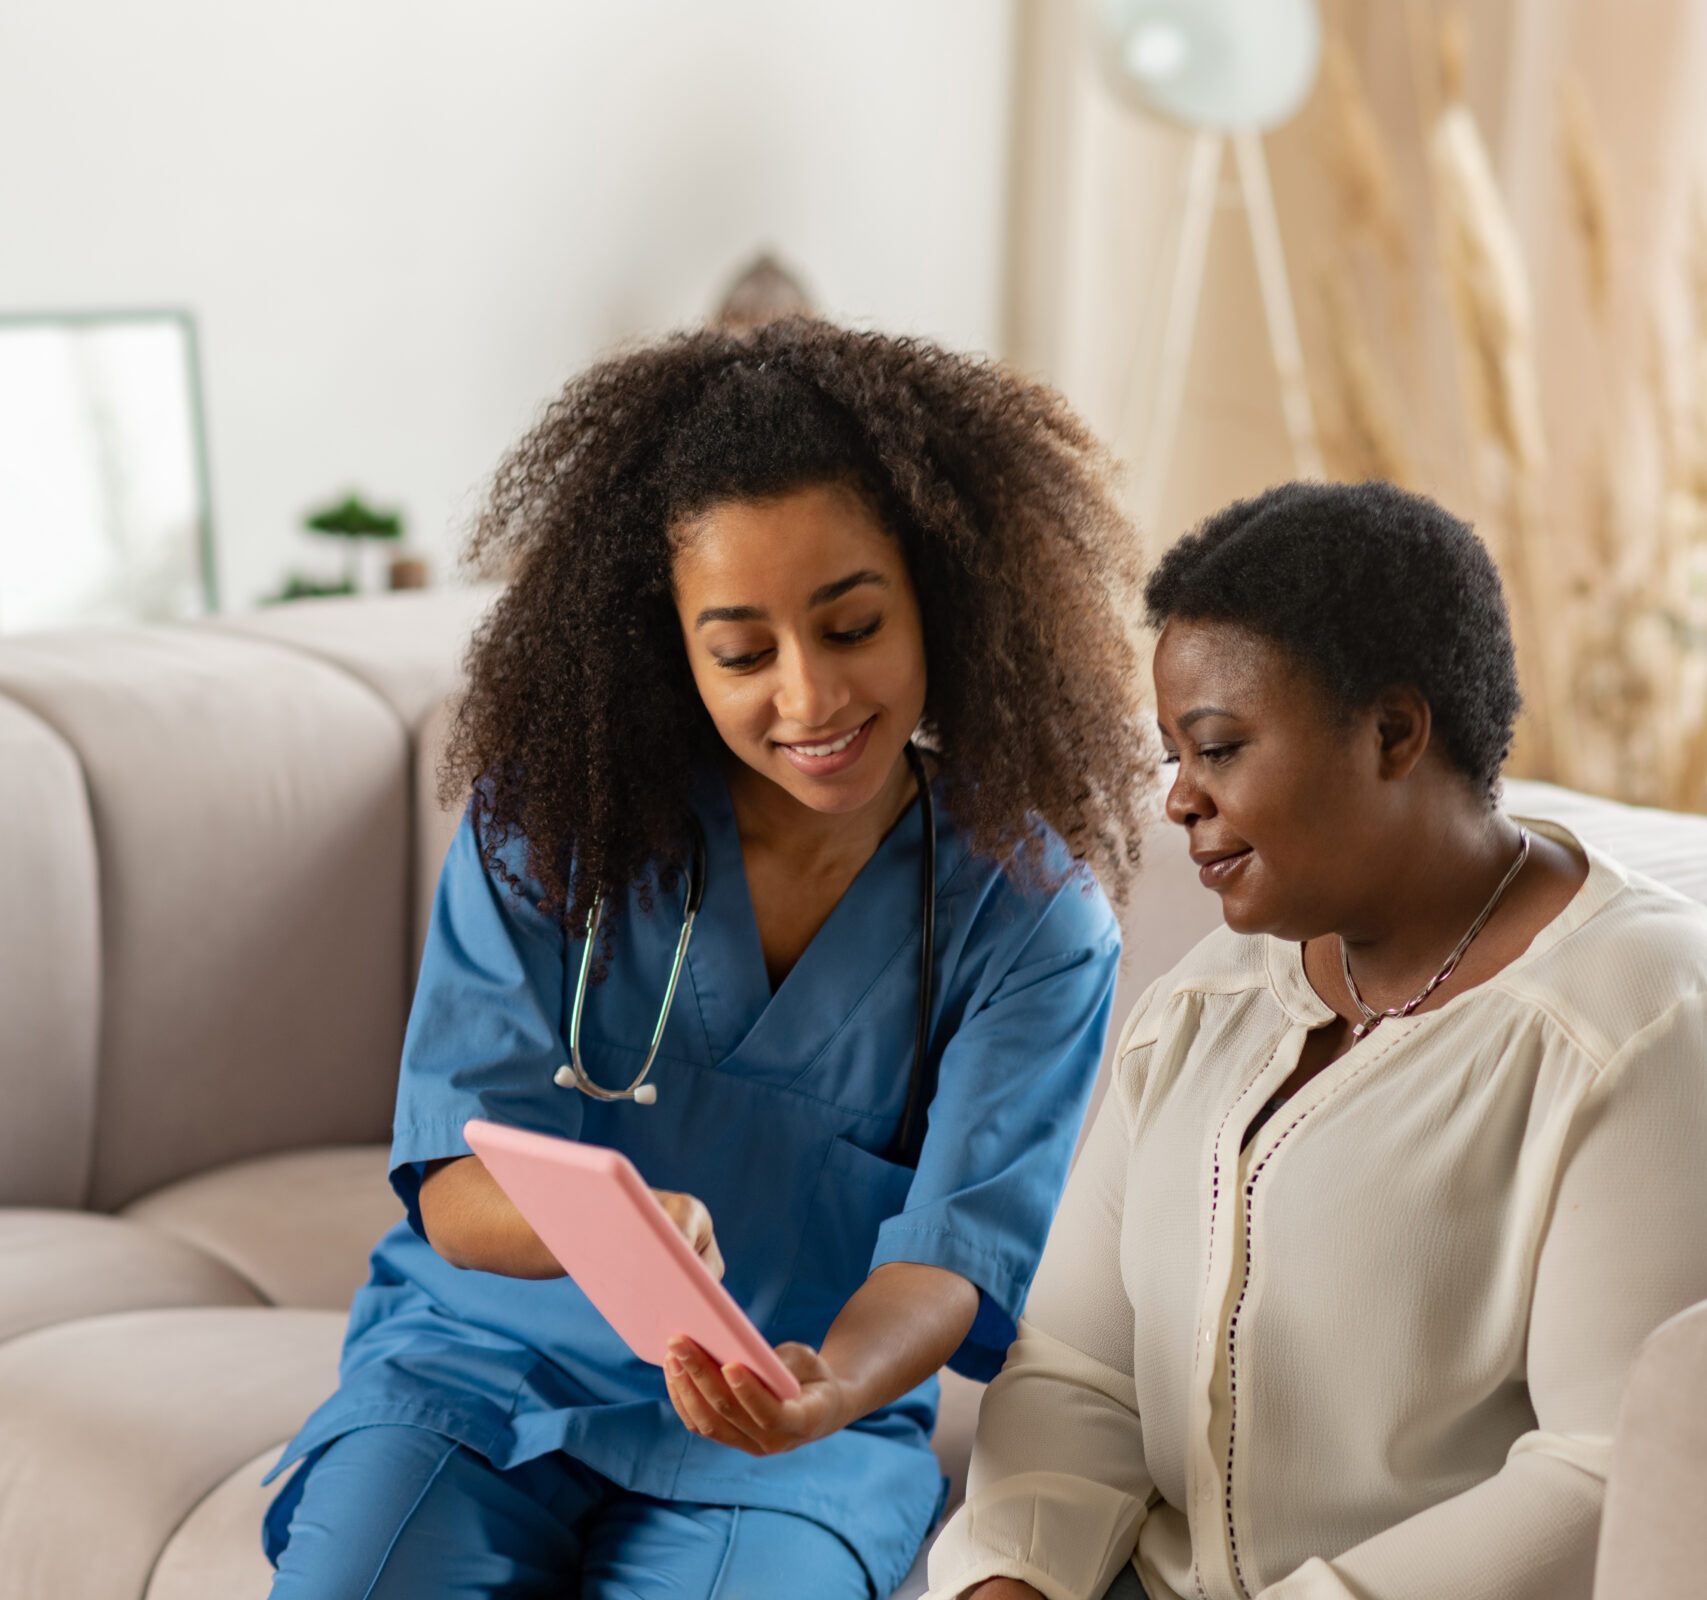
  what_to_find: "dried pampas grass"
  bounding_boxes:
[1439,3,1468,106]
[1428,37,1568,775]
[1319,269,1417,486]
[1646,308,1689,503]
[1320,34,1410,272]
[1686,194,1707,506]
[1429,104,1548,475]
[1666,200,1707,805]
[1311,8,1706,808]
[1559,76,1614,320]
[1678,639,1707,807]
[1569,444,1678,803]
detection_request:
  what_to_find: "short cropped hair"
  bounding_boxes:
[1143,480,1521,795]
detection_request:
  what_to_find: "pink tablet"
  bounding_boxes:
[463,1119,802,1400]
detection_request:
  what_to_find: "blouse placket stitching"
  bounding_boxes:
[1220,1041,1396,1598]
[1191,1044,1280,1600]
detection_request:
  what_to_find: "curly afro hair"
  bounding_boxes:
[443,317,1151,935]
[1143,480,1520,796]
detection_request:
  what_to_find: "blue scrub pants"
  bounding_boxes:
[264,1425,872,1599]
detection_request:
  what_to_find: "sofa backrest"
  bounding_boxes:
[1502,777,1707,903]
[0,693,101,1207]
[1,594,1698,1217]
[0,590,491,1212]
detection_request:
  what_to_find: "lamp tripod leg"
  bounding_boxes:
[1136,129,1223,542]
[1233,128,1323,481]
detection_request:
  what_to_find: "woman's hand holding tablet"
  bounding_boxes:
[462,1119,800,1403]
[662,1332,853,1457]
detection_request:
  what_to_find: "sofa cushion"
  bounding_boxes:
[0,1307,344,1600]
[0,1210,262,1343]
[123,1144,399,1311]
[0,628,410,1209]
[146,1442,280,1600]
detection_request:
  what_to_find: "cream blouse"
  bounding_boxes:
[926,823,1707,1600]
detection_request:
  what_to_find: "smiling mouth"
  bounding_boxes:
[778,717,871,758]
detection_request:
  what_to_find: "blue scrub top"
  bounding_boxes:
[268,766,1120,1595]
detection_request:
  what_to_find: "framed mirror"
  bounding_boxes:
[0,309,218,634]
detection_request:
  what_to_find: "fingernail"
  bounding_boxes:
[724,1366,746,1386]
[665,1356,683,1376]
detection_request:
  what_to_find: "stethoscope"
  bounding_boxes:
[554,743,940,1167]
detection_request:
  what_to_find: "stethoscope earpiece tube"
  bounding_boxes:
[558,823,706,1105]
[888,742,938,1169]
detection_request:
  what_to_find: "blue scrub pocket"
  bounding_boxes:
[770,1135,914,1345]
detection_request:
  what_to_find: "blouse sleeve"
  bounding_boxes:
[388,805,579,1236]
[868,879,1121,1380]
[1257,989,1707,1600]
[923,995,1159,1600]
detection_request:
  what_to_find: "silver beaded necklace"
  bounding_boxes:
[1340,826,1531,1042]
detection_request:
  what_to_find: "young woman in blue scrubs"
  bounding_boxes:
[262,319,1151,1599]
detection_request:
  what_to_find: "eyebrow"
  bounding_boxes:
[692,570,889,630]
[1170,705,1237,732]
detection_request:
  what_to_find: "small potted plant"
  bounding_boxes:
[302,493,405,593]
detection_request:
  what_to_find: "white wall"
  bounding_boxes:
[0,1,1017,607]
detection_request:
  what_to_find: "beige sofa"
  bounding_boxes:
[0,591,1700,1599]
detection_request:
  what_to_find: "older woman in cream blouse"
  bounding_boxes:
[927,481,1707,1600]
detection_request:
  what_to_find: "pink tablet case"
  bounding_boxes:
[463,1119,802,1400]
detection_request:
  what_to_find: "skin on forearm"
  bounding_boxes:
[418,1154,565,1278]
[819,1260,980,1423]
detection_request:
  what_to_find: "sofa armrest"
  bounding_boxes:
[1594,1298,1707,1596]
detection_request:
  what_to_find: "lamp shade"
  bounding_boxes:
[1094,0,1322,132]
